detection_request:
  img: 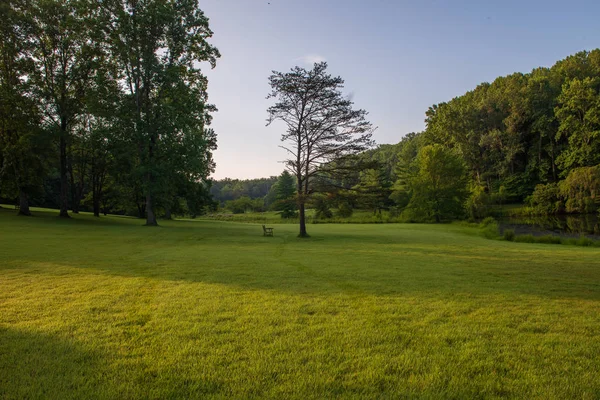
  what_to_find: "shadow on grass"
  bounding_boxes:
[3,207,600,301]
[0,326,227,399]
[0,327,105,399]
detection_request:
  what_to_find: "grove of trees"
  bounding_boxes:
[3,2,600,229]
[0,0,219,224]
[221,50,600,223]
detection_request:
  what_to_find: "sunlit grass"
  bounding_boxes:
[1,207,599,398]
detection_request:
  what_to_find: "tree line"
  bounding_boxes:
[331,49,600,221]
[221,51,600,226]
[0,0,219,224]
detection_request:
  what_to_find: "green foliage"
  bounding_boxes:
[406,145,468,222]
[224,196,261,214]
[503,229,516,241]
[574,235,596,247]
[514,234,536,243]
[420,49,600,210]
[465,185,491,219]
[211,176,278,205]
[530,183,562,214]
[336,201,354,218]
[478,217,500,239]
[311,194,333,219]
[556,77,600,171]
[273,171,297,218]
[267,62,374,237]
[353,167,392,213]
[536,235,563,244]
[558,165,600,213]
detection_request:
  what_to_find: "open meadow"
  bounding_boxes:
[1,207,600,399]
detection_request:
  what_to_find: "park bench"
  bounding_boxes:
[262,225,274,236]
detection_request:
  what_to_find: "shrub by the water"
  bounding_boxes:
[514,234,536,243]
[479,217,499,239]
[503,229,515,241]
[536,235,562,244]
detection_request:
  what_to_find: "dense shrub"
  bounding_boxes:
[514,234,536,243]
[337,202,353,218]
[536,235,562,244]
[559,165,600,213]
[503,229,515,241]
[312,194,333,219]
[466,185,491,219]
[479,217,499,239]
[530,183,562,214]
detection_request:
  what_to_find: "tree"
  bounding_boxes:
[353,168,392,214]
[273,170,296,218]
[407,145,467,222]
[0,0,47,216]
[26,0,101,218]
[559,165,600,213]
[555,77,600,172]
[267,62,375,237]
[106,0,219,225]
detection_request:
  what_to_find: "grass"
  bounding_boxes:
[1,207,600,399]
[204,209,408,224]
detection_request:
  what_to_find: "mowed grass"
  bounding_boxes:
[1,208,599,399]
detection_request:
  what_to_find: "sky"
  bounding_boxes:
[199,0,600,180]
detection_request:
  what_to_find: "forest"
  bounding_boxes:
[211,50,600,222]
[0,0,219,223]
[2,0,599,224]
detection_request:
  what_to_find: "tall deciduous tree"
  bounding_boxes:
[0,0,46,216]
[27,0,101,217]
[407,145,467,222]
[106,0,219,226]
[267,62,375,237]
[555,77,600,172]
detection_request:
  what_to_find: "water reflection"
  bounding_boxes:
[499,214,600,238]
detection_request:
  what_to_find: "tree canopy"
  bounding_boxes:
[267,62,375,236]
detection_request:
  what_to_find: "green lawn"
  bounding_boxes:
[1,207,599,399]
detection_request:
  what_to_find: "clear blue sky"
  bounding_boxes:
[200,0,600,179]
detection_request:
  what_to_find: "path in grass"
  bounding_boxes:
[1,208,599,399]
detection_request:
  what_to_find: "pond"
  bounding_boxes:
[498,214,600,239]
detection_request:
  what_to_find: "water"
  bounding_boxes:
[498,214,600,239]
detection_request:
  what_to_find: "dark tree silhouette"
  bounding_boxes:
[267,62,375,237]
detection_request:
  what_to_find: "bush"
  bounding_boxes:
[576,236,595,247]
[479,217,497,228]
[530,183,561,214]
[466,185,491,219]
[479,218,499,239]
[503,229,515,241]
[536,235,562,244]
[514,234,536,243]
[312,194,333,219]
[337,202,353,218]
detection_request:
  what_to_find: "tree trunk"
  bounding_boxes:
[68,157,79,213]
[136,201,145,218]
[93,199,100,217]
[59,131,70,218]
[18,189,31,216]
[298,201,308,237]
[550,140,557,182]
[92,181,100,217]
[145,192,158,226]
[164,205,172,220]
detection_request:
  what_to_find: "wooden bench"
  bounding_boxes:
[262,225,274,236]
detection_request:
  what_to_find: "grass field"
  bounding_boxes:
[203,209,407,224]
[1,207,600,399]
